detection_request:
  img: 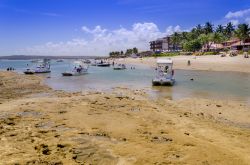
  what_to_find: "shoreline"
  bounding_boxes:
[118,55,250,73]
[0,71,250,164]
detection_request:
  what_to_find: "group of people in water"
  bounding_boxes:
[74,65,83,73]
[6,67,15,71]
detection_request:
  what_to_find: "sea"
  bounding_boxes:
[1,59,250,104]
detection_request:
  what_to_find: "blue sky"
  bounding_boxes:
[1,0,250,56]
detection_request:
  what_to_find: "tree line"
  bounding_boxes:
[170,22,250,52]
[109,47,138,57]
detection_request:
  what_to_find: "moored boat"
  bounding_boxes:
[24,59,51,74]
[152,58,175,86]
[56,59,64,62]
[113,64,126,70]
[62,61,88,76]
[97,63,110,67]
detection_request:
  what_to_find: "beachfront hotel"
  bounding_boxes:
[201,38,250,52]
[150,36,182,52]
[151,36,250,53]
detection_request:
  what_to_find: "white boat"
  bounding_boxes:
[152,58,175,86]
[94,60,110,67]
[97,62,110,67]
[56,59,64,62]
[24,59,51,74]
[113,64,126,70]
[82,59,91,64]
[62,61,88,76]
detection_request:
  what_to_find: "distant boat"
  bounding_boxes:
[30,59,41,63]
[56,59,64,62]
[96,60,110,67]
[24,59,51,74]
[97,63,110,67]
[82,59,91,64]
[62,61,88,76]
[113,64,126,70]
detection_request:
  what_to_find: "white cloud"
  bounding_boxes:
[165,25,181,35]
[246,17,250,25]
[18,22,183,56]
[224,8,250,26]
[230,19,240,26]
[225,8,250,19]
[82,25,107,34]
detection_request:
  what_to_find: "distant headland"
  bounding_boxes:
[0,55,105,60]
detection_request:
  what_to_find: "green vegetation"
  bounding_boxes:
[234,24,250,51]
[109,47,138,58]
[203,52,216,55]
[153,52,180,57]
[109,22,250,58]
[238,50,244,55]
[183,39,202,52]
[172,22,250,52]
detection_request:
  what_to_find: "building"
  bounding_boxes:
[202,38,250,52]
[222,38,250,51]
[150,36,181,52]
[202,42,224,52]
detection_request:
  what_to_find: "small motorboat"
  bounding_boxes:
[83,59,91,64]
[62,61,88,76]
[113,64,126,70]
[24,59,51,74]
[30,59,41,63]
[152,58,175,86]
[95,60,110,67]
[56,59,64,62]
[24,68,35,74]
[97,63,110,67]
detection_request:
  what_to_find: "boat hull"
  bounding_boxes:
[62,72,73,76]
[97,64,110,67]
[152,78,175,86]
[113,68,126,70]
[24,70,51,74]
[62,71,87,76]
[24,71,35,75]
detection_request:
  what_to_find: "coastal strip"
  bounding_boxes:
[0,71,250,164]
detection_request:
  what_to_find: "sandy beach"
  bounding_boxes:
[0,71,250,165]
[120,55,250,73]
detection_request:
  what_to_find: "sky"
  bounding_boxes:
[0,0,250,56]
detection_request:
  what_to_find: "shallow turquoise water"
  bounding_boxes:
[1,59,250,103]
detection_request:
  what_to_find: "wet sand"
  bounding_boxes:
[0,71,250,165]
[121,55,250,73]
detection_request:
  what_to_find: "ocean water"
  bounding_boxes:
[1,59,250,103]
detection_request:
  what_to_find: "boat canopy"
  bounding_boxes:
[156,58,173,64]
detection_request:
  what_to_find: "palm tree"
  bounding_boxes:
[216,25,224,33]
[196,24,203,35]
[211,32,225,51]
[234,24,250,51]
[204,22,214,34]
[180,32,188,41]
[188,28,199,40]
[225,22,235,39]
[171,32,181,51]
[133,47,138,54]
[198,34,209,51]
